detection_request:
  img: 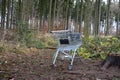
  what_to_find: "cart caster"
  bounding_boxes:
[77,57,81,62]
[68,65,72,70]
[69,57,72,61]
[61,56,65,61]
[69,58,72,61]
[51,64,56,68]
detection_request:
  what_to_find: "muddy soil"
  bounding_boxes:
[0,49,120,80]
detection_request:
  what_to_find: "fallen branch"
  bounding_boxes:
[44,47,56,49]
[63,71,82,75]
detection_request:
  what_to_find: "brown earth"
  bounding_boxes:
[0,49,120,80]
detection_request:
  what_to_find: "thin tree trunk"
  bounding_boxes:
[75,0,79,32]
[56,9,59,28]
[10,0,14,29]
[53,0,57,30]
[79,0,83,33]
[94,0,101,38]
[84,0,91,39]
[1,0,7,41]
[98,0,101,36]
[1,0,6,29]
[48,0,52,32]
[90,0,94,35]
[105,0,111,36]
[56,0,64,28]
[42,1,47,29]
[6,0,11,29]
[65,0,69,30]
[116,0,120,35]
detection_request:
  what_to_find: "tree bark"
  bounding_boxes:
[105,0,111,36]
[116,0,120,36]
[48,0,52,32]
[6,0,11,29]
[79,0,83,33]
[94,0,101,38]
[1,0,7,29]
[75,0,79,32]
[84,0,91,40]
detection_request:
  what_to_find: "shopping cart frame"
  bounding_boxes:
[51,30,82,70]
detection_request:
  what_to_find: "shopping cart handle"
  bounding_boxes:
[51,30,71,33]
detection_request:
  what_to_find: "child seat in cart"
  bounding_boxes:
[51,30,82,70]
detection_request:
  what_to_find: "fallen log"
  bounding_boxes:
[101,53,120,70]
[44,47,56,49]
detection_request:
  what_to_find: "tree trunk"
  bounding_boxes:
[94,0,101,38]
[6,0,11,29]
[1,0,7,41]
[53,0,57,30]
[116,0,120,36]
[84,0,91,40]
[75,0,79,32]
[56,0,64,28]
[48,0,52,32]
[105,0,111,36]
[65,0,69,30]
[10,0,14,29]
[1,0,7,29]
[79,0,83,33]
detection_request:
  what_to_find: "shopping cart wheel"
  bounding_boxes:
[77,57,81,62]
[69,57,72,61]
[61,56,65,61]
[51,64,56,68]
[68,65,72,70]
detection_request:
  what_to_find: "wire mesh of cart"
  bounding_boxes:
[51,30,82,70]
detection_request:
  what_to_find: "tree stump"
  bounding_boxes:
[101,53,120,70]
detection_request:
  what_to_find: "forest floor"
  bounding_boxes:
[0,48,120,80]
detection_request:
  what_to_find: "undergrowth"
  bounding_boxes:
[0,29,120,60]
[78,37,120,59]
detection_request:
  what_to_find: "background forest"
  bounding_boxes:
[0,0,120,36]
[0,0,120,55]
[0,0,120,60]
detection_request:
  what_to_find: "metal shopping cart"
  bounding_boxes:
[51,30,82,70]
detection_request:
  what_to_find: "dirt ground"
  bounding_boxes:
[0,49,120,80]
